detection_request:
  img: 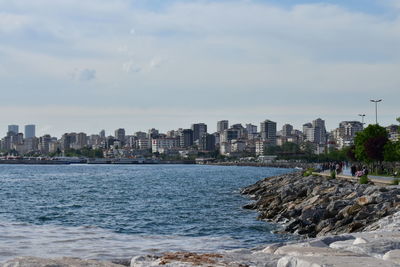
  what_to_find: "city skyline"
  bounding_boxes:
[0,0,399,137]
[1,113,398,138]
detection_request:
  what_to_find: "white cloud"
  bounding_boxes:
[0,0,399,132]
[71,68,96,81]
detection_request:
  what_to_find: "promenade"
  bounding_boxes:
[317,170,396,186]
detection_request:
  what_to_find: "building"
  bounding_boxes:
[246,124,257,135]
[135,131,147,139]
[137,138,151,150]
[255,140,267,156]
[8,125,19,134]
[191,123,207,142]
[24,125,36,138]
[221,129,240,143]
[99,130,106,139]
[282,124,293,137]
[260,120,277,145]
[179,129,194,148]
[152,138,178,153]
[199,133,216,151]
[114,128,126,145]
[39,135,52,154]
[217,120,229,133]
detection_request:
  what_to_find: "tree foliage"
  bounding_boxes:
[384,141,400,162]
[354,124,388,163]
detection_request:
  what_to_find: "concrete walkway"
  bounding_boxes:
[316,171,397,186]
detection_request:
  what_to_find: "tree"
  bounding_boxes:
[384,141,400,162]
[354,124,388,163]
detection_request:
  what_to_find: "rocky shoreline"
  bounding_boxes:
[4,172,400,266]
[241,172,400,237]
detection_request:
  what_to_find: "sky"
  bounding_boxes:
[0,0,399,137]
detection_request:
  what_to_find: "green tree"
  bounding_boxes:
[384,141,400,162]
[354,124,388,163]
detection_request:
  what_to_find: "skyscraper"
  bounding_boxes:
[8,125,19,134]
[260,120,277,145]
[115,128,126,145]
[217,120,229,133]
[282,124,293,137]
[191,123,207,142]
[24,124,36,138]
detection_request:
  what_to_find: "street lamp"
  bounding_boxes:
[370,99,382,125]
[358,114,366,126]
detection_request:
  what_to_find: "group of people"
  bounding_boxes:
[351,165,369,177]
[321,162,344,174]
[320,162,369,177]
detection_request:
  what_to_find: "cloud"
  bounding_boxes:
[122,60,141,73]
[71,68,96,81]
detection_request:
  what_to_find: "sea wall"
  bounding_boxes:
[241,172,400,237]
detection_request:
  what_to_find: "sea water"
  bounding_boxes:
[0,164,293,262]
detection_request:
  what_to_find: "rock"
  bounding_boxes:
[3,257,124,267]
[383,249,400,264]
[356,195,376,206]
[353,237,368,244]
[274,246,360,257]
[277,255,398,267]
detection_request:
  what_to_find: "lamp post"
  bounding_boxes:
[358,114,366,126]
[370,99,382,125]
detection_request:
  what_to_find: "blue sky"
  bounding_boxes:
[0,0,399,137]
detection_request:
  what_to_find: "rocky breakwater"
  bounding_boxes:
[242,172,400,237]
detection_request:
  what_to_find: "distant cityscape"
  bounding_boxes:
[1,119,399,159]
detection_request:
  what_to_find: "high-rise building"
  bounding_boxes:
[115,128,126,145]
[217,120,229,133]
[8,125,19,134]
[260,120,277,145]
[282,124,293,137]
[199,133,216,151]
[191,123,207,142]
[24,124,36,138]
[99,130,106,139]
[179,129,194,147]
[246,124,257,134]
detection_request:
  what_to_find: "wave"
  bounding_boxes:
[0,219,241,263]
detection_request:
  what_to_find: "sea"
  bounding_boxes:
[0,164,294,262]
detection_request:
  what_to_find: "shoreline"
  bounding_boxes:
[4,172,400,266]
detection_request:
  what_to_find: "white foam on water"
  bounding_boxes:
[0,220,241,263]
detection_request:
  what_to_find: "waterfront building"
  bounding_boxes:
[217,120,229,133]
[8,125,19,135]
[152,138,178,153]
[74,132,87,149]
[24,125,36,138]
[255,140,267,156]
[179,129,194,148]
[199,133,216,151]
[191,123,207,142]
[39,135,52,154]
[260,120,277,145]
[137,138,151,150]
[219,142,231,155]
[231,139,246,153]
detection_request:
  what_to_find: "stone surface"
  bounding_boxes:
[242,172,400,237]
[2,256,124,267]
[277,255,399,267]
[383,249,400,264]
